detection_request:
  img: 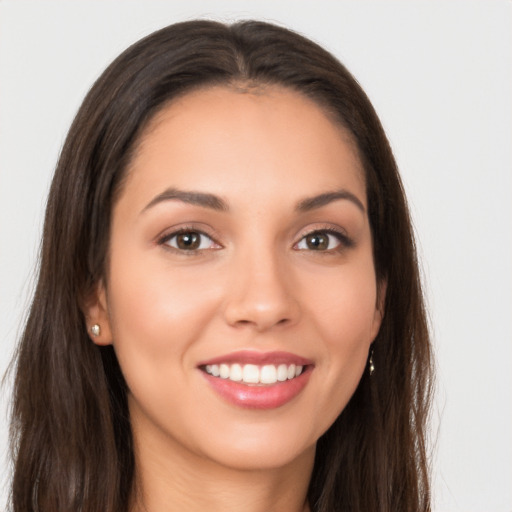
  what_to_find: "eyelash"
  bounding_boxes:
[294,226,354,253]
[157,226,221,255]
[157,226,353,254]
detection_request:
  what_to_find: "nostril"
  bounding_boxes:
[230,316,292,331]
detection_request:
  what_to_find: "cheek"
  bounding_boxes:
[104,253,226,435]
[109,249,214,331]
[305,257,378,347]
[300,258,378,419]
[105,249,224,381]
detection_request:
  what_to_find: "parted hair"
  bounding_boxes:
[9,20,433,512]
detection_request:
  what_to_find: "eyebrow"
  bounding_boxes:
[141,188,229,213]
[141,187,365,215]
[295,190,365,213]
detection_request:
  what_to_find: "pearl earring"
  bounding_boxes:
[369,350,375,376]
[90,324,101,337]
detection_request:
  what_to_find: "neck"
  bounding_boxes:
[129,418,314,512]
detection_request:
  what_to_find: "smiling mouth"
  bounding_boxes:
[201,363,305,385]
[198,352,314,409]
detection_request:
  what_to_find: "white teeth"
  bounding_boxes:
[207,364,220,377]
[219,364,230,379]
[242,364,259,383]
[230,363,242,382]
[204,362,305,384]
[277,364,288,382]
[260,365,277,384]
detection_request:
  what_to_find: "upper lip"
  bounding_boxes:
[197,350,313,367]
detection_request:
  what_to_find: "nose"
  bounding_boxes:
[222,248,300,332]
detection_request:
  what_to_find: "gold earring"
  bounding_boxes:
[369,350,375,376]
[90,324,101,337]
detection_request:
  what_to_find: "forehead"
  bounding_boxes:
[122,85,366,211]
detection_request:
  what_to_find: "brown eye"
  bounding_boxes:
[305,233,329,250]
[296,230,345,251]
[162,230,218,252]
[176,232,201,250]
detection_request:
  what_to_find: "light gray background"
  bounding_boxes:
[1,1,511,511]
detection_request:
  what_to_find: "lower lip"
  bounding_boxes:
[200,367,313,410]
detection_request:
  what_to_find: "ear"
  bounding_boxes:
[82,280,113,346]
[370,278,387,341]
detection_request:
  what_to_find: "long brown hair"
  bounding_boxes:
[9,20,433,512]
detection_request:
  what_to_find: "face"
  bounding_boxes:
[88,86,384,472]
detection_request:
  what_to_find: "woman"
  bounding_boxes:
[9,20,433,512]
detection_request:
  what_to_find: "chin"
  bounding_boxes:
[198,434,316,472]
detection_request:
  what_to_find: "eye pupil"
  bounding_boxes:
[177,232,200,250]
[306,233,329,250]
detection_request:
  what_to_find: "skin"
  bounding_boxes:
[86,86,384,512]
